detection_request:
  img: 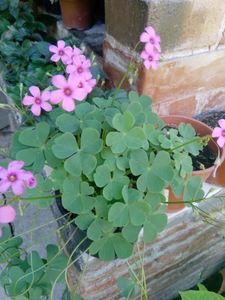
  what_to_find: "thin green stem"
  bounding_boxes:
[169,135,210,152]
[50,237,89,300]
[0,212,71,246]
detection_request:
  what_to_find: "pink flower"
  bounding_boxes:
[73,75,96,99]
[51,74,96,112]
[212,119,225,148]
[141,44,160,70]
[66,55,92,79]
[0,205,16,224]
[22,86,52,116]
[140,26,161,52]
[63,47,82,65]
[0,161,37,196]
[49,40,73,64]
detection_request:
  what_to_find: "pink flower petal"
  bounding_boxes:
[52,75,67,88]
[22,96,34,105]
[66,65,75,74]
[51,54,60,62]
[144,60,151,69]
[8,160,24,172]
[145,26,156,35]
[145,43,154,54]
[140,51,148,59]
[50,90,64,104]
[0,180,11,193]
[0,205,16,223]
[0,167,7,179]
[68,74,77,85]
[20,171,37,188]
[57,40,65,49]
[42,90,51,101]
[29,86,40,97]
[41,102,52,112]
[49,45,58,53]
[218,119,225,129]
[11,180,25,195]
[31,104,41,116]
[62,98,75,112]
[61,55,71,65]
[140,32,149,43]
[217,136,225,148]
[74,88,87,101]
[212,127,222,138]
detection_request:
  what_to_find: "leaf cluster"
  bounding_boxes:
[0,227,68,299]
[11,90,205,260]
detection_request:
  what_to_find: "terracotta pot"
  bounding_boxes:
[59,0,92,30]
[160,115,221,213]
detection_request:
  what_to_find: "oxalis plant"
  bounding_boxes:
[0,23,225,299]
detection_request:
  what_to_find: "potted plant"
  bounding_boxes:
[59,0,92,30]
[161,115,222,212]
[0,24,225,299]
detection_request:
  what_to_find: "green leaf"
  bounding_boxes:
[81,128,102,154]
[62,178,94,214]
[183,176,204,202]
[112,111,135,132]
[108,202,129,227]
[117,276,139,298]
[180,290,225,300]
[52,133,78,159]
[64,152,97,176]
[143,214,167,243]
[75,213,95,230]
[56,113,80,133]
[106,132,126,154]
[89,233,133,260]
[19,122,50,147]
[94,165,111,187]
[16,148,39,166]
[122,224,141,242]
[129,149,148,175]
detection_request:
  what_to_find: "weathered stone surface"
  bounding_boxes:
[138,49,225,104]
[52,192,225,300]
[105,0,225,53]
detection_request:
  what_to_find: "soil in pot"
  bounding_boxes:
[195,111,225,187]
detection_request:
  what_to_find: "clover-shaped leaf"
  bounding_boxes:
[16,122,50,172]
[53,128,102,177]
[174,152,193,178]
[89,233,133,261]
[19,122,50,147]
[52,132,78,159]
[143,213,167,242]
[135,151,174,193]
[74,102,102,132]
[122,223,141,243]
[87,218,113,241]
[56,113,80,133]
[106,111,146,154]
[94,167,129,201]
[62,177,94,214]
[108,186,148,226]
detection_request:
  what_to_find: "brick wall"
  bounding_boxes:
[103,0,225,116]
